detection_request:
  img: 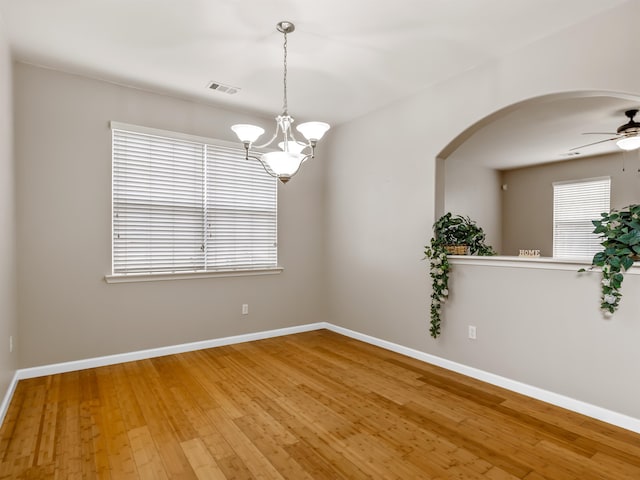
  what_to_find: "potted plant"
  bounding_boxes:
[432,213,497,256]
[424,213,496,338]
[579,204,640,315]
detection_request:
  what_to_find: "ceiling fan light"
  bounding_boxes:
[616,136,640,151]
[262,151,305,177]
[296,122,330,141]
[231,124,265,143]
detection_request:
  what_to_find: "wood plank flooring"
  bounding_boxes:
[0,329,639,479]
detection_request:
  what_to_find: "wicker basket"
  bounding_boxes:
[444,245,468,255]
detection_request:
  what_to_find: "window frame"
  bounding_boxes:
[552,176,611,260]
[106,122,282,283]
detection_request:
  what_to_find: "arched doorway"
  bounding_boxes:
[434,91,640,256]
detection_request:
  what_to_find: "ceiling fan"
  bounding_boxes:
[571,109,640,152]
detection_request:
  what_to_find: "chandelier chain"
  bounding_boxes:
[282,31,288,115]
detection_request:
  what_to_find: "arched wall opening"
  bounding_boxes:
[433,90,640,256]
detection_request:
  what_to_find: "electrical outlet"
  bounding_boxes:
[468,326,477,340]
[242,304,249,315]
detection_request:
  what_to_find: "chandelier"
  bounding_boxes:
[231,21,330,184]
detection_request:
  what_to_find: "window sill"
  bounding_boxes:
[105,267,284,284]
[447,255,640,274]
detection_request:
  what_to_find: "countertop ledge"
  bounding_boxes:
[447,255,640,274]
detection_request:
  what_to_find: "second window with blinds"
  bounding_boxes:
[111,123,278,276]
[552,177,610,259]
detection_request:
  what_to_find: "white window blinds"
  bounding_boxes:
[206,144,277,269]
[112,126,277,275]
[553,177,610,259]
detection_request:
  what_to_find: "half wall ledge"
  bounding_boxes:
[448,255,640,274]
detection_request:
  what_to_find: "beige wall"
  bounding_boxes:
[0,16,17,398]
[443,262,640,419]
[326,1,640,419]
[444,156,502,252]
[501,152,640,256]
[14,63,327,367]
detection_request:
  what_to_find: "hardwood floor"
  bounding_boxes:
[1,329,639,479]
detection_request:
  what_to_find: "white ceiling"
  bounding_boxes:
[448,95,640,170]
[0,1,636,169]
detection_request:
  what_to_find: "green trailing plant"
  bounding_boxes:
[424,239,449,338]
[424,213,496,338]
[579,204,640,315]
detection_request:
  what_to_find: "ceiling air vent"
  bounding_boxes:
[207,81,240,95]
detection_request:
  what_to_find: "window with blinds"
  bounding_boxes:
[552,177,610,259]
[112,126,277,275]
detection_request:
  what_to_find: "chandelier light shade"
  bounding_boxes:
[231,124,265,144]
[296,121,331,142]
[231,21,330,184]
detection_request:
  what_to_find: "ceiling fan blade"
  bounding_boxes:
[570,137,619,151]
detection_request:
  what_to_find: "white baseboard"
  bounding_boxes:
[2,321,639,435]
[0,372,19,427]
[17,322,328,380]
[324,324,640,435]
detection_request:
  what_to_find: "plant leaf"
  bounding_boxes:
[621,256,635,271]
